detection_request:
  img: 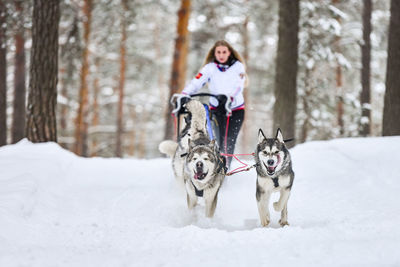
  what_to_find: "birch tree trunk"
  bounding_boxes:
[26,0,60,142]
[164,0,191,141]
[382,0,400,136]
[273,0,300,148]
[74,0,92,156]
[12,0,26,143]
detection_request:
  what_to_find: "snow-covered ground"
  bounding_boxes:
[1,137,400,266]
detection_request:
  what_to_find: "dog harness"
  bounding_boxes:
[272,178,279,188]
[191,180,204,197]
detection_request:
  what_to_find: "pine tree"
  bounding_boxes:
[332,0,344,136]
[115,0,128,157]
[11,0,26,143]
[26,0,60,142]
[0,1,7,146]
[164,0,191,141]
[74,0,93,156]
[360,0,372,136]
[383,0,400,135]
[273,0,300,147]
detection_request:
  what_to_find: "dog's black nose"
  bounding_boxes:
[267,159,274,166]
[196,161,203,168]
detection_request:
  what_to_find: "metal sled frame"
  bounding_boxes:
[172,93,227,144]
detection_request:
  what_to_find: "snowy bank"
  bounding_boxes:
[0,137,400,266]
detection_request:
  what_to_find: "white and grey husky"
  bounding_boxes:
[184,137,226,217]
[159,99,226,217]
[255,128,295,227]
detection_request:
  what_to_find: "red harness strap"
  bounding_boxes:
[221,152,255,176]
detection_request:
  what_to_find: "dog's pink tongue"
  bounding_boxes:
[267,166,276,172]
[194,172,202,180]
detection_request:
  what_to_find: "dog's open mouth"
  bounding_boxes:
[267,166,276,175]
[263,162,276,175]
[194,170,208,180]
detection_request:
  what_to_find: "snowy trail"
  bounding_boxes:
[0,137,400,266]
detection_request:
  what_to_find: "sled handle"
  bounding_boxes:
[188,93,232,116]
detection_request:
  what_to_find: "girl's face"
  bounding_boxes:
[214,45,231,64]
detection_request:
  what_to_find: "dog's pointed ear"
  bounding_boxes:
[209,139,218,152]
[209,139,216,147]
[213,139,222,153]
[258,129,266,143]
[276,128,284,143]
[188,139,194,151]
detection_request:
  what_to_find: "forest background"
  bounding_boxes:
[0,0,399,158]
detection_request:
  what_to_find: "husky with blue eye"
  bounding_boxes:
[255,128,295,227]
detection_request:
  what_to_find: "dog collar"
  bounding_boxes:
[191,180,203,197]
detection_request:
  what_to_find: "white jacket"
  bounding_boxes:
[182,61,246,110]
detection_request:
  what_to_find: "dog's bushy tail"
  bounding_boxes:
[159,140,178,158]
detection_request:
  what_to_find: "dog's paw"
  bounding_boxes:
[279,219,289,227]
[260,219,270,227]
[273,202,282,212]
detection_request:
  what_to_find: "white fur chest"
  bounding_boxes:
[258,174,291,191]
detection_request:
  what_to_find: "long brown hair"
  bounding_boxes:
[202,40,248,87]
[202,40,246,68]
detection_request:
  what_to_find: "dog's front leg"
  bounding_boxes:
[186,193,197,209]
[256,180,271,227]
[273,189,290,212]
[274,189,290,227]
[279,203,289,227]
[204,186,220,218]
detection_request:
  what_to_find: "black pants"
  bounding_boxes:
[212,109,245,168]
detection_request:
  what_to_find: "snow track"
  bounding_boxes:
[0,137,399,266]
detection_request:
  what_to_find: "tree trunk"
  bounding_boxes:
[153,14,167,118]
[115,0,128,157]
[26,0,60,142]
[164,0,191,141]
[300,68,314,143]
[138,110,148,158]
[241,14,250,152]
[59,16,79,149]
[273,0,300,148]
[383,0,400,136]
[360,0,372,136]
[12,0,26,144]
[74,0,92,156]
[128,107,136,156]
[90,60,100,157]
[333,0,345,136]
[336,63,344,136]
[0,1,7,146]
